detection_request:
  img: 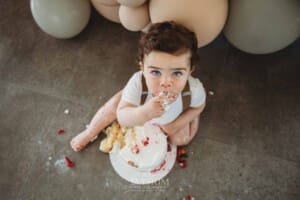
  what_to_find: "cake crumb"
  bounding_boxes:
[128,161,138,168]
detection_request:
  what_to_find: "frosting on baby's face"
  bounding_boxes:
[141,50,191,97]
[158,91,178,110]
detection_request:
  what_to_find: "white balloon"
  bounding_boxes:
[30,0,91,39]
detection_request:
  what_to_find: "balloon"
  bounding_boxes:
[30,0,91,39]
[224,0,300,54]
[93,0,119,6]
[91,0,120,23]
[149,0,228,47]
[119,4,150,31]
[117,0,147,8]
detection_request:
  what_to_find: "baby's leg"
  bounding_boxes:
[168,116,199,146]
[70,90,122,152]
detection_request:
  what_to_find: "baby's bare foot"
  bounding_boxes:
[70,130,97,152]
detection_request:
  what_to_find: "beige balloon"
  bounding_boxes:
[93,0,119,6]
[117,0,147,8]
[91,0,120,23]
[149,0,228,47]
[141,22,152,33]
[224,0,300,54]
[119,4,150,31]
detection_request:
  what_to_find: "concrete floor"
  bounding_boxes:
[0,1,299,200]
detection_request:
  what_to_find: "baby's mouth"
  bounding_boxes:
[159,91,169,96]
[158,91,178,105]
[156,90,173,96]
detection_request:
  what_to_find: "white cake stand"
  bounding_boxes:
[109,143,177,184]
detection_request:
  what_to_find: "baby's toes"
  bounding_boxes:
[70,139,75,147]
[70,141,80,151]
[73,145,81,152]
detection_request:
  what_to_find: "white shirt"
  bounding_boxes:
[121,71,206,125]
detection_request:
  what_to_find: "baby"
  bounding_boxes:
[71,21,206,152]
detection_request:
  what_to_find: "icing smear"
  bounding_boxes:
[117,122,167,172]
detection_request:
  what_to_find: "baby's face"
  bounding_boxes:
[141,50,192,97]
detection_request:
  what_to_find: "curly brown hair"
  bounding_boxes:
[137,21,198,70]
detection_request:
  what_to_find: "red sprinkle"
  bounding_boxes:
[176,156,184,163]
[184,195,194,200]
[151,159,166,173]
[64,156,75,168]
[141,137,150,146]
[178,159,187,169]
[132,144,140,154]
[176,147,188,169]
[57,129,65,134]
[177,147,187,156]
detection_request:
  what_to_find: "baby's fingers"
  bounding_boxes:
[153,95,164,102]
[154,102,166,115]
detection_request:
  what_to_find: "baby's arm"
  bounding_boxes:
[117,95,165,127]
[160,102,206,136]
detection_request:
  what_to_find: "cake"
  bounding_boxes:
[119,122,167,172]
[100,121,168,172]
[99,122,126,153]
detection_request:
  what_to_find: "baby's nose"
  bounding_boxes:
[160,77,172,88]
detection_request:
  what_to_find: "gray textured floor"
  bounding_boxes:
[0,2,299,200]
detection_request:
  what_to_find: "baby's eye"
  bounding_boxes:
[150,70,161,77]
[172,71,183,77]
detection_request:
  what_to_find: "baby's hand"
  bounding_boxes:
[143,95,165,119]
[160,91,178,105]
[158,91,178,111]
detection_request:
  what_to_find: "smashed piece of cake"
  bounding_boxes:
[99,121,126,153]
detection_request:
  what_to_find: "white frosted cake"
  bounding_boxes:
[118,122,167,172]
